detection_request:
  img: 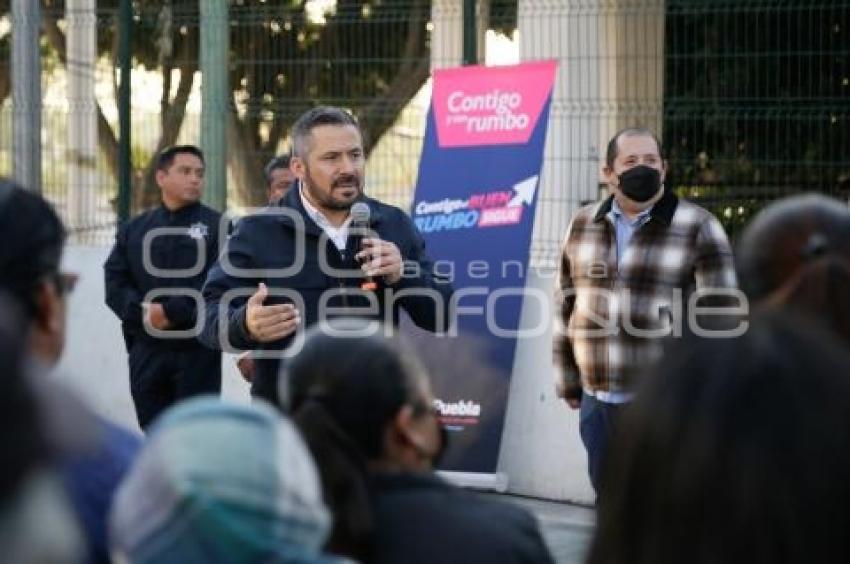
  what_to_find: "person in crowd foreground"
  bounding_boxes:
[0,295,84,562]
[588,313,850,564]
[280,319,554,563]
[552,126,738,494]
[736,192,850,343]
[0,179,140,564]
[104,145,224,429]
[110,398,338,564]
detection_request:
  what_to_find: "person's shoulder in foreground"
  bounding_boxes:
[371,472,554,564]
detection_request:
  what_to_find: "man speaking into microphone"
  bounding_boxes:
[202,107,454,402]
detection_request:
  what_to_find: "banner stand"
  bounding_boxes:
[411,60,558,478]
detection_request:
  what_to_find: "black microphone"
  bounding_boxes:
[350,202,377,291]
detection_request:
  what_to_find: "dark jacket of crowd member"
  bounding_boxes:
[588,313,850,564]
[281,320,554,564]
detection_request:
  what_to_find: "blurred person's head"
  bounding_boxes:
[285,320,443,473]
[0,295,49,504]
[603,127,668,215]
[155,145,205,210]
[589,313,850,564]
[110,398,332,564]
[265,153,295,203]
[0,294,84,562]
[737,193,850,342]
[0,180,74,364]
[280,320,444,558]
[290,107,365,217]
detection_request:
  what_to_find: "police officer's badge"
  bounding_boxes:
[187,222,209,240]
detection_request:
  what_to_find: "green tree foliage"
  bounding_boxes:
[3,0,432,209]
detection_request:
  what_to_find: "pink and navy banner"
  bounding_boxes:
[409,61,557,475]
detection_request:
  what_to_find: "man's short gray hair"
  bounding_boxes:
[291,107,360,159]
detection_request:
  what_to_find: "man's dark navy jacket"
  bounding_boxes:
[200,188,454,399]
[104,202,224,350]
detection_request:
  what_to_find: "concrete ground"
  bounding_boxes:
[483,493,595,563]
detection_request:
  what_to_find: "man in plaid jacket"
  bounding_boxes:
[553,127,738,493]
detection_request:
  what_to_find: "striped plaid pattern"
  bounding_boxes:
[553,190,737,397]
[110,398,339,564]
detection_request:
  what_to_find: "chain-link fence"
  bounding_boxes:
[0,1,847,246]
[665,0,850,239]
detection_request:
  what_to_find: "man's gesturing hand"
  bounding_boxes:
[356,238,403,285]
[245,282,301,343]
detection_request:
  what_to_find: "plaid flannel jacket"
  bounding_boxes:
[553,190,737,398]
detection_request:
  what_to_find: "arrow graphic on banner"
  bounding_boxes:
[507,175,539,208]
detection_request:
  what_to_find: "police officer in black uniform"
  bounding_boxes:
[104,145,223,429]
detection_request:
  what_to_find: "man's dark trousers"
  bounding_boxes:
[128,341,221,429]
[579,392,623,495]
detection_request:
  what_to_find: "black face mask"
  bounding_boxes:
[618,165,662,203]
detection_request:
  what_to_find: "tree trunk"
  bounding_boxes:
[227,105,269,207]
[136,40,198,210]
[42,6,197,215]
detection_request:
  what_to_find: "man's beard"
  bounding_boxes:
[303,167,363,211]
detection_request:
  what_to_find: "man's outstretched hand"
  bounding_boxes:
[245,282,301,343]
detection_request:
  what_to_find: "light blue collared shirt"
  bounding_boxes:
[608,198,653,264]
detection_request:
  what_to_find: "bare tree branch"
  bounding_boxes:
[357,0,430,156]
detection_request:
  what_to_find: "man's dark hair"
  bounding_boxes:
[263,154,291,186]
[291,107,360,158]
[0,180,66,320]
[736,193,850,343]
[155,145,205,172]
[605,127,665,169]
[588,312,850,564]
[282,320,429,560]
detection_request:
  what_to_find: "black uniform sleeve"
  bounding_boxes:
[104,222,143,328]
[160,211,228,331]
[161,296,195,328]
[390,211,454,333]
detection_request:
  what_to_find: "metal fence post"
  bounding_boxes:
[11,0,42,192]
[200,1,228,212]
[117,0,132,223]
[67,0,98,237]
[463,0,477,65]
